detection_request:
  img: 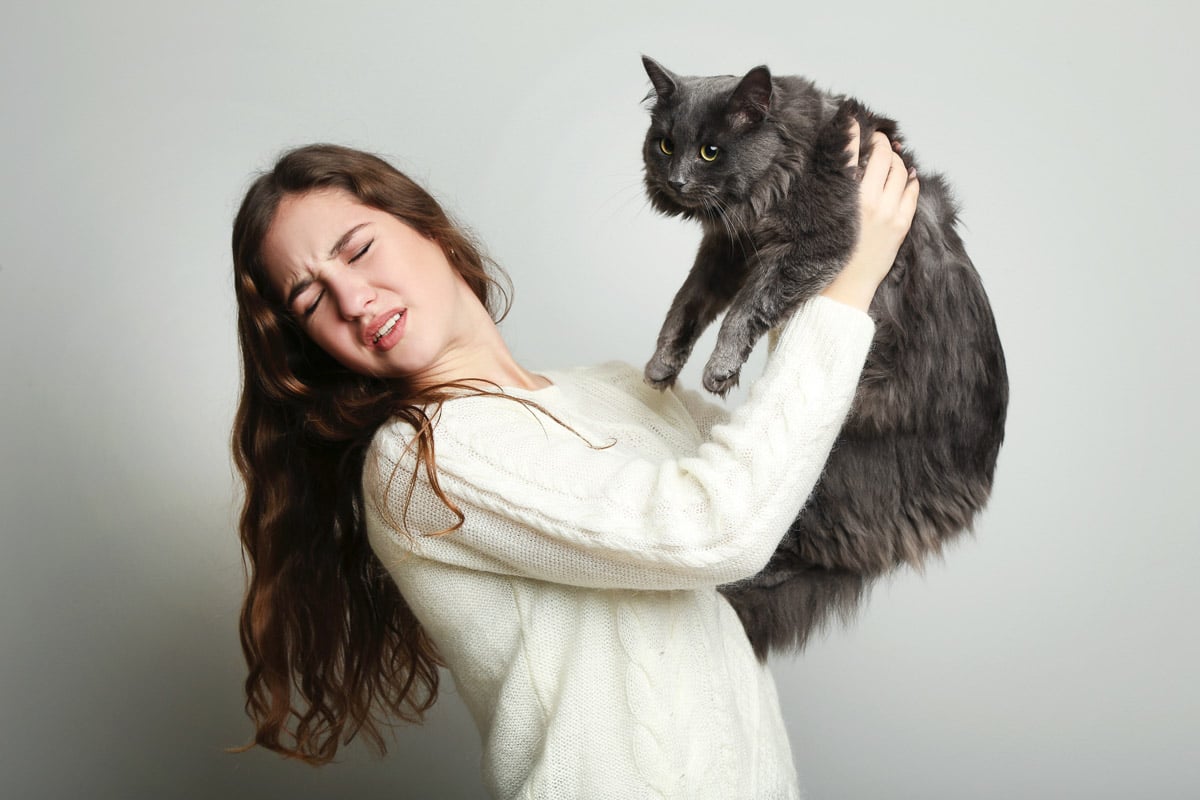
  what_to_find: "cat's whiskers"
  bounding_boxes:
[701,202,735,249]
[691,189,730,240]
[706,191,761,265]
[696,202,723,240]
[597,174,657,225]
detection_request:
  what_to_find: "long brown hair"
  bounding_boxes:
[230,144,513,764]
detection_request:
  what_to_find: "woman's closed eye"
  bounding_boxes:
[302,289,325,320]
[299,240,373,319]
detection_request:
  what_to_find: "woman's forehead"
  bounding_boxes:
[262,189,371,280]
[271,188,367,248]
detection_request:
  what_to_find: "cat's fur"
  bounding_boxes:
[639,56,1008,660]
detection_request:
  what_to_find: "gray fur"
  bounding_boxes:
[639,57,1009,660]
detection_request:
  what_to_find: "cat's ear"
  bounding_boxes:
[727,65,773,129]
[642,56,679,101]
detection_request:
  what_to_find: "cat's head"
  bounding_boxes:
[641,56,782,218]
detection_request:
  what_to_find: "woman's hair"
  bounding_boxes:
[230,144,515,764]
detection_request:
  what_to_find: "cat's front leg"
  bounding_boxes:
[645,233,746,389]
[701,255,833,395]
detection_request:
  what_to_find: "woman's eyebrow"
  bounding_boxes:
[328,222,369,259]
[286,276,314,309]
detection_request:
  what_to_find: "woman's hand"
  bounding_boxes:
[820,120,920,311]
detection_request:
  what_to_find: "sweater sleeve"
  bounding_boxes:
[365,295,874,590]
[668,382,732,439]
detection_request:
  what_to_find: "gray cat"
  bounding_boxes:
[639,56,1009,659]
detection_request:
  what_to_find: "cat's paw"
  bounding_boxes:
[702,365,742,397]
[644,357,680,390]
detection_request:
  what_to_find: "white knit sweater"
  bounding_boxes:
[364,296,875,800]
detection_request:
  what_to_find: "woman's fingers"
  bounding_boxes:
[882,150,912,198]
[860,131,897,196]
[861,133,919,226]
[820,126,920,310]
[898,169,920,230]
[881,150,919,227]
[844,118,861,171]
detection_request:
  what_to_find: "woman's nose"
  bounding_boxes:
[326,268,375,320]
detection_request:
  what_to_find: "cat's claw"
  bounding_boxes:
[644,358,680,390]
[702,366,741,397]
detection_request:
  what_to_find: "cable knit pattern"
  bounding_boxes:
[616,595,675,798]
[364,296,874,799]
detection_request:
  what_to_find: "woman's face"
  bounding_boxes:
[261,187,471,380]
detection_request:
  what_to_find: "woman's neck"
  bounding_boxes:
[412,291,552,392]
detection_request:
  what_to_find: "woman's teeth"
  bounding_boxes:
[374,312,402,343]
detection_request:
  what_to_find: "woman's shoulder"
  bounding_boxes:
[464,360,650,407]
[373,358,660,429]
[555,359,643,391]
[367,362,642,455]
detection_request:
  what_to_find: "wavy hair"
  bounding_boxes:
[230,144,518,764]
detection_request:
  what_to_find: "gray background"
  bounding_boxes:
[2,1,1196,798]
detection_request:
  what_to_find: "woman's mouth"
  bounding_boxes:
[374,312,402,343]
[368,309,406,349]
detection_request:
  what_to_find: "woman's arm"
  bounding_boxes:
[366,125,918,591]
[669,381,733,439]
[366,295,874,590]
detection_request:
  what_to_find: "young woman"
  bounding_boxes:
[231,121,918,798]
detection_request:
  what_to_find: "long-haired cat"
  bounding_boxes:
[639,56,1008,659]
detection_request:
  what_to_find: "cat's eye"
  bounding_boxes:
[658,137,674,156]
[699,145,719,162]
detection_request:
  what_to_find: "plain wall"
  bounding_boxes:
[2,1,1197,797]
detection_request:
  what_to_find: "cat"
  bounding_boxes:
[639,56,1009,660]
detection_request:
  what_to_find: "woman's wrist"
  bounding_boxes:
[819,264,880,311]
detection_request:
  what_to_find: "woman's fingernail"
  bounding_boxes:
[908,166,917,178]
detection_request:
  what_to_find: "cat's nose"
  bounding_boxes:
[669,179,687,192]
